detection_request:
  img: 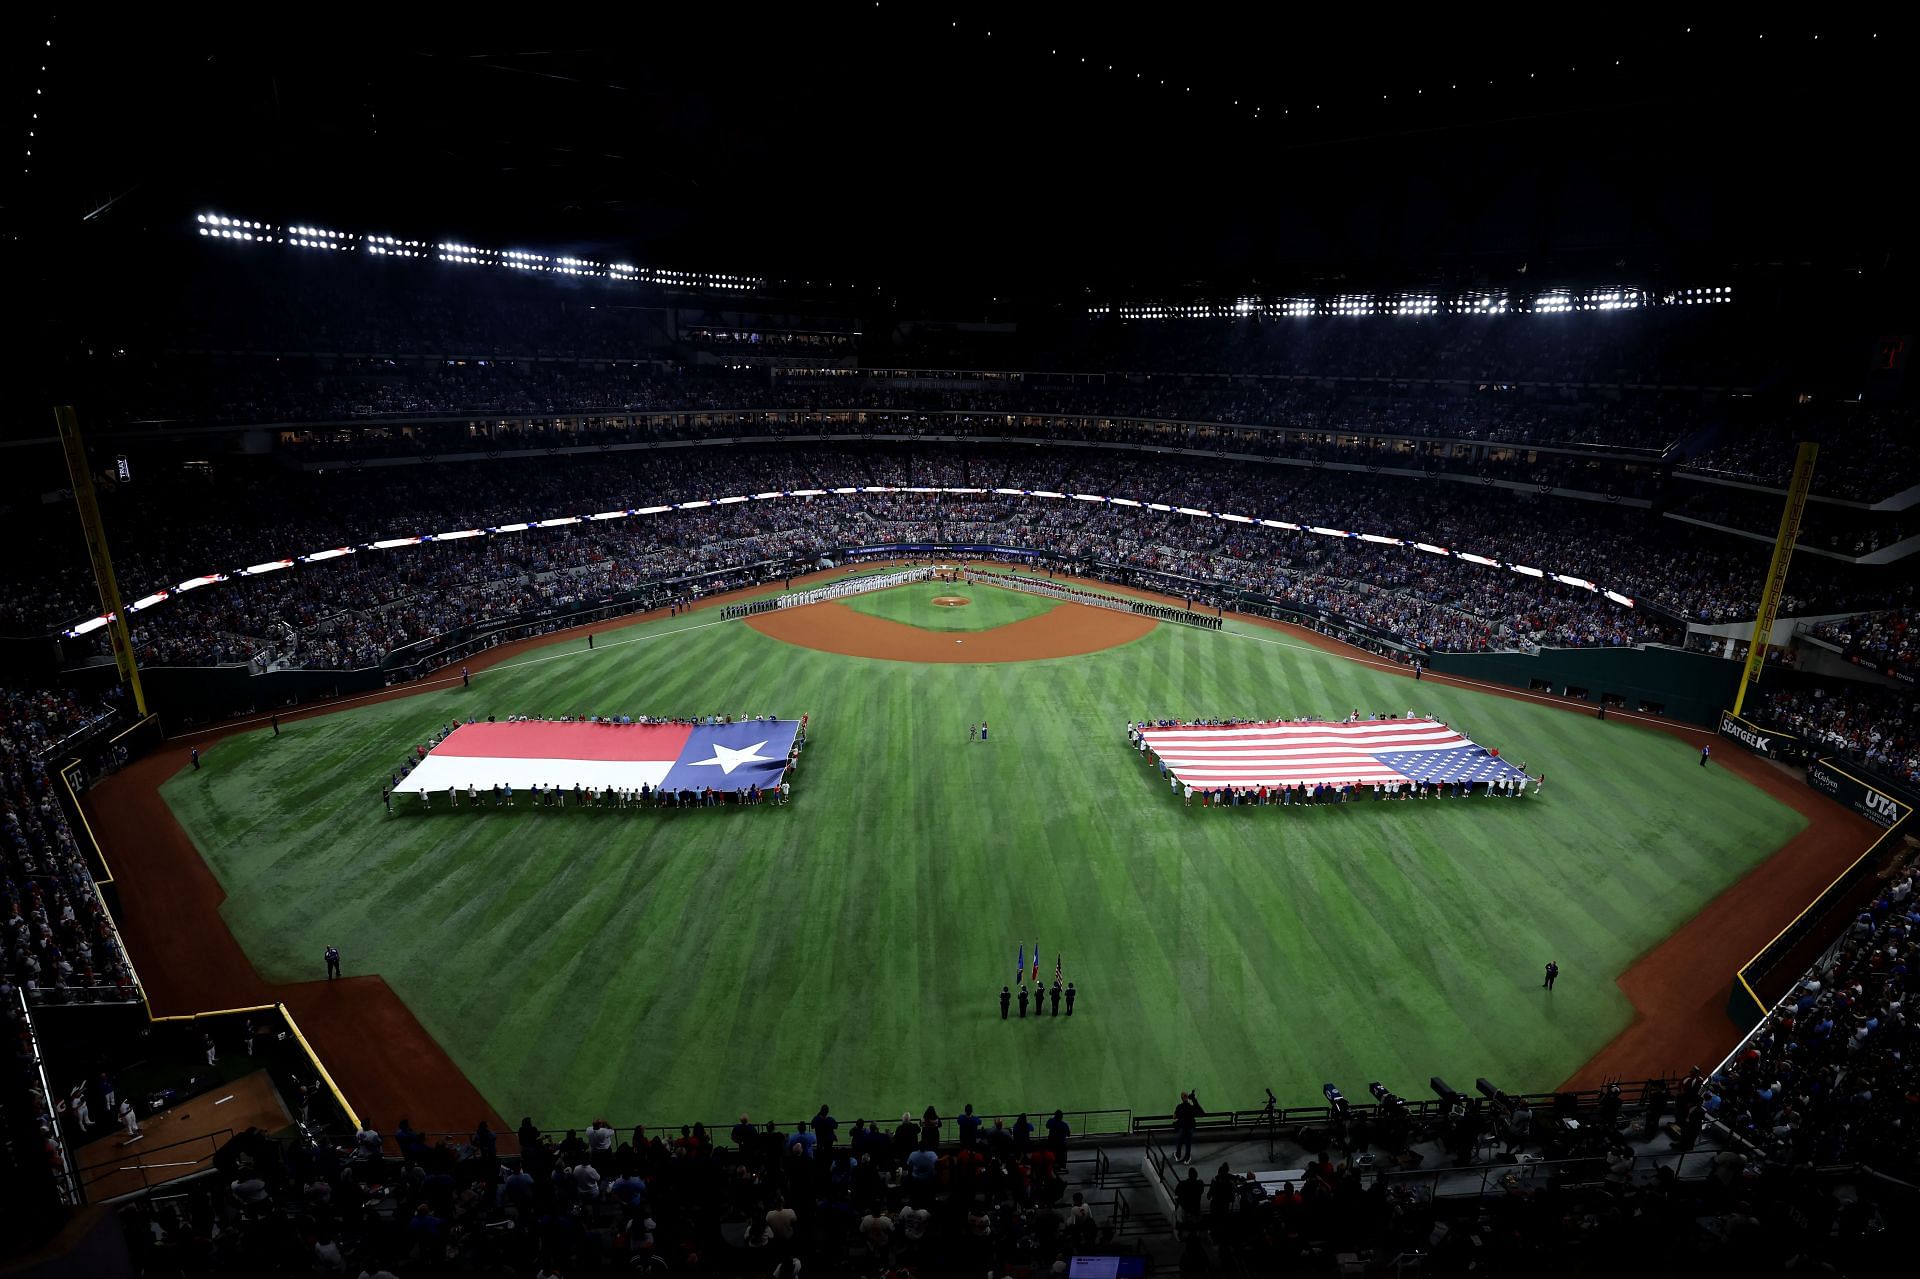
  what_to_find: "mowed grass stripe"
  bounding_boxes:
[162,601,1807,1124]
[845,580,1057,632]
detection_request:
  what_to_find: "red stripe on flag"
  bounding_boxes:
[1140,718,1463,788]
[429,721,696,763]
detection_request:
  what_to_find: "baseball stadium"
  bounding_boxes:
[4,13,1918,1279]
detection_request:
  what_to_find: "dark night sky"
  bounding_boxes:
[7,8,1916,301]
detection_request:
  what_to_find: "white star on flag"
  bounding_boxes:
[686,740,778,775]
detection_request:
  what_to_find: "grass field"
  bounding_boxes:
[844,580,1057,632]
[161,591,1806,1127]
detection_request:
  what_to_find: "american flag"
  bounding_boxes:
[1139,718,1529,789]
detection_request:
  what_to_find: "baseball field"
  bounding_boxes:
[123,570,1825,1130]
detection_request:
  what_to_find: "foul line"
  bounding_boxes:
[160,568,1702,743]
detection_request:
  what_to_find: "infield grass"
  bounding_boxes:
[162,597,1806,1128]
[843,580,1057,632]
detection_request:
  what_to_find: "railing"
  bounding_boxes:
[402,1106,1134,1160]
[31,701,123,763]
[237,403,1691,465]
[1725,810,1911,1029]
[1146,1124,1726,1207]
[1090,1143,1111,1188]
[72,1129,235,1202]
[1108,1186,1131,1236]
[13,985,79,1206]
[1133,1080,1674,1139]
[141,1002,361,1135]
[48,755,147,1010]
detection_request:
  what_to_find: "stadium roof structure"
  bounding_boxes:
[8,12,1917,303]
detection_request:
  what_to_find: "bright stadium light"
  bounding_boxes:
[173,574,226,592]
[76,475,1658,639]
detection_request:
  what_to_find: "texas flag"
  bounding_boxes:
[392,719,799,796]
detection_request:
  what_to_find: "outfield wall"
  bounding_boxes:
[1426,645,1743,727]
[116,542,1734,730]
[1722,764,1917,1033]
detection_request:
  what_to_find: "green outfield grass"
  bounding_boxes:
[844,580,1057,632]
[161,595,1806,1128]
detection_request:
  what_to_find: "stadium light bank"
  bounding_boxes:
[193,213,761,292]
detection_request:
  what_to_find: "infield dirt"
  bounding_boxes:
[86,562,1873,1126]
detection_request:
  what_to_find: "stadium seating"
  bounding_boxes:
[0,688,140,1006]
[11,248,1914,1278]
[1711,847,1919,1175]
[1809,609,1919,680]
[1752,683,1920,785]
[9,441,1907,671]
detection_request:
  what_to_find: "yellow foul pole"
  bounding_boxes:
[54,406,148,717]
[1731,441,1817,718]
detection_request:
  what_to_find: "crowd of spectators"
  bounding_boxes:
[1809,609,1919,679]
[1193,1131,1889,1276]
[1708,848,1918,1180]
[120,1103,1116,1277]
[1040,304,1787,388]
[112,356,1706,458]
[1751,682,1920,785]
[78,447,1723,669]
[94,250,1773,389]
[1667,486,1911,556]
[107,1083,1910,1277]
[61,245,1915,501]
[1,977,70,1228]
[13,441,1905,672]
[0,687,140,1005]
[1680,404,1920,503]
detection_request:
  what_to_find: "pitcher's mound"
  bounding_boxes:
[931,596,971,608]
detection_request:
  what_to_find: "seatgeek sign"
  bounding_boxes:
[1718,710,1791,756]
